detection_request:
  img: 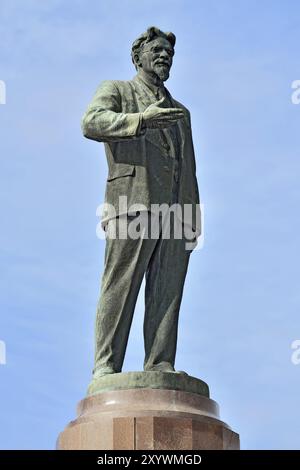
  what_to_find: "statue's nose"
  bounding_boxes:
[159,49,169,59]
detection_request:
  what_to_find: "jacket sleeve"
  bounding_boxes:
[81,80,145,142]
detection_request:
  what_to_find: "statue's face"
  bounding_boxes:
[138,37,174,81]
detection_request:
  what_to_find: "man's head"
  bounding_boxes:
[131,26,176,82]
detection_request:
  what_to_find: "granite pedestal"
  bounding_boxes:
[57,372,239,450]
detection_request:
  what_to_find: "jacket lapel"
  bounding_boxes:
[166,89,186,155]
[131,76,155,110]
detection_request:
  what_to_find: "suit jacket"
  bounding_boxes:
[81,75,201,235]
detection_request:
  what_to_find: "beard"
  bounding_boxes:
[153,64,170,81]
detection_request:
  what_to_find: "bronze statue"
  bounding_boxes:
[82,26,201,381]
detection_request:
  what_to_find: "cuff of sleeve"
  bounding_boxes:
[136,113,146,136]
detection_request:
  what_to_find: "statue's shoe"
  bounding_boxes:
[93,366,117,379]
[144,363,188,375]
[174,370,189,375]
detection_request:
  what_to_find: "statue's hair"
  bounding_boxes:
[131,26,176,70]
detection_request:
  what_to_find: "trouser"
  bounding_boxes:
[93,210,192,374]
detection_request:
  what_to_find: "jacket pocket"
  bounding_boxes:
[107,164,135,181]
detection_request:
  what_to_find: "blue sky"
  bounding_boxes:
[1,0,300,449]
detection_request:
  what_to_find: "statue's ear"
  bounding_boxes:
[134,53,141,67]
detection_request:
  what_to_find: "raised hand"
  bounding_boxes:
[142,97,184,129]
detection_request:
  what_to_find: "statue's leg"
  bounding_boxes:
[94,213,156,376]
[143,216,192,371]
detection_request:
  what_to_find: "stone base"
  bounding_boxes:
[57,373,239,450]
[87,371,210,397]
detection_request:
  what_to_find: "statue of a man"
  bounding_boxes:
[82,26,201,379]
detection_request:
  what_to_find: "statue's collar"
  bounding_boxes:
[134,73,165,99]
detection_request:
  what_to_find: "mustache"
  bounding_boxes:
[154,61,171,67]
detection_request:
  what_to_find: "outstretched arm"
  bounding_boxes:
[81,80,185,143]
[81,80,144,143]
